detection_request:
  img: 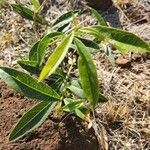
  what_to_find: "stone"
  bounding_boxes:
[116,57,131,67]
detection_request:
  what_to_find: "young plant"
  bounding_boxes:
[0,3,149,141]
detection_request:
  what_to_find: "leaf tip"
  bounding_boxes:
[8,132,16,142]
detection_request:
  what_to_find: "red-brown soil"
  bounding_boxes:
[0,81,98,150]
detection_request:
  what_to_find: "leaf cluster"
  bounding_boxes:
[0,3,149,141]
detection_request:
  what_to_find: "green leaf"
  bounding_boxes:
[74,109,85,119]
[11,4,47,25]
[63,98,89,119]
[67,85,85,98]
[91,26,150,52]
[63,98,83,112]
[37,32,63,65]
[75,107,90,119]
[91,8,107,26]
[62,101,83,112]
[52,11,78,29]
[38,32,74,82]
[0,67,60,101]
[18,60,40,74]
[57,23,71,33]
[29,41,40,61]
[79,27,105,41]
[74,38,99,107]
[71,41,99,54]
[9,101,56,141]
[76,37,99,50]
[70,79,81,87]
[30,0,40,11]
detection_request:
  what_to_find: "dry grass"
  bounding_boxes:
[95,53,150,149]
[113,0,136,8]
[0,0,150,149]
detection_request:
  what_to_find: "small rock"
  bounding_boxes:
[116,58,131,67]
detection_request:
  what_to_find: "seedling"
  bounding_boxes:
[0,2,149,141]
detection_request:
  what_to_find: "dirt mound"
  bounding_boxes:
[0,81,98,150]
